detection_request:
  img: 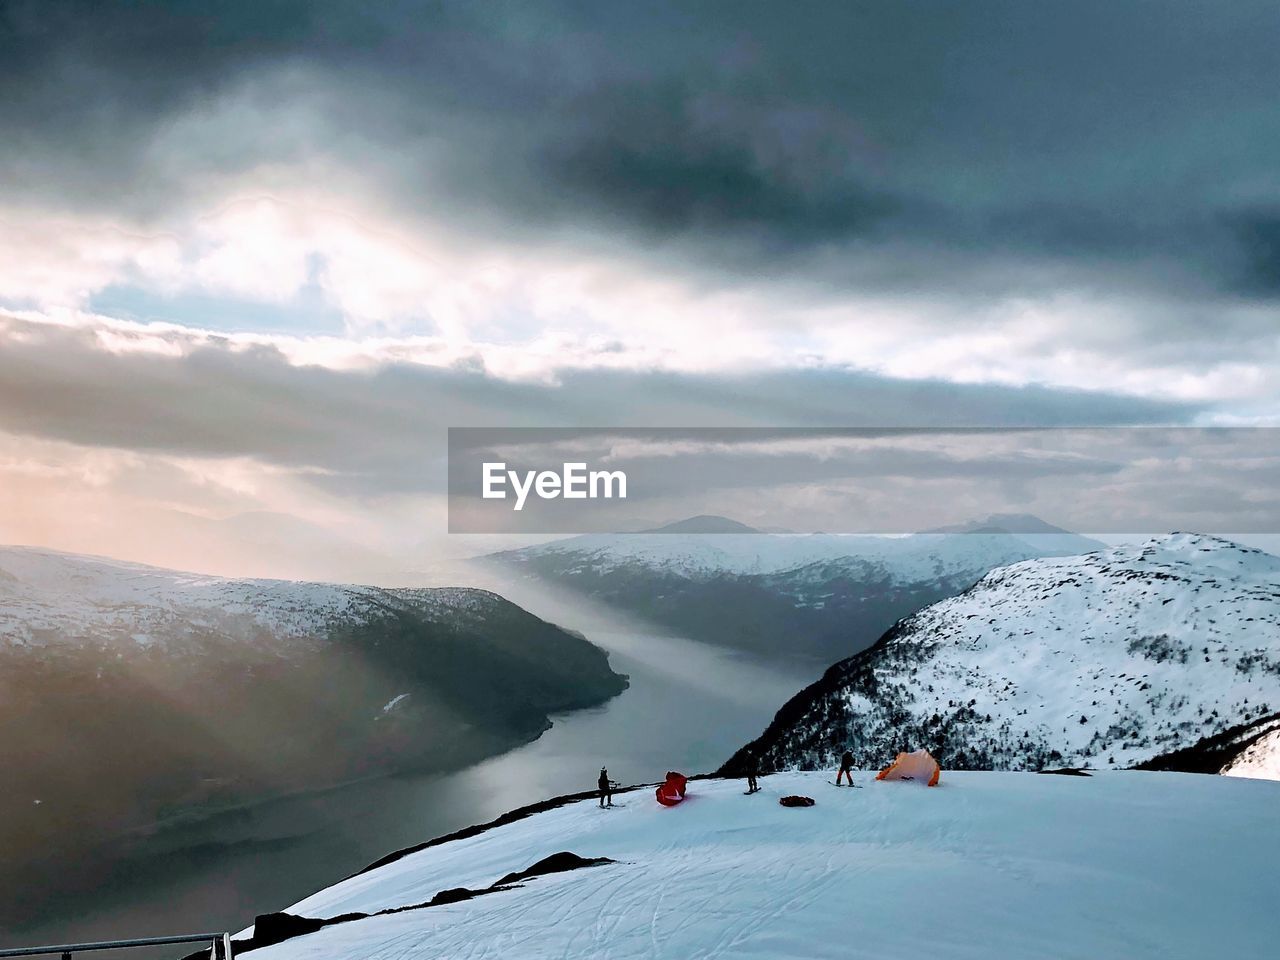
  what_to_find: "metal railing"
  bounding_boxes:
[0,933,231,960]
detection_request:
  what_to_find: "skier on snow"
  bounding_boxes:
[835,749,856,786]
[745,749,761,794]
[598,766,614,807]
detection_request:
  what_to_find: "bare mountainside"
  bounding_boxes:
[724,534,1280,776]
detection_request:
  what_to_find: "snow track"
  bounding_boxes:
[248,771,1278,960]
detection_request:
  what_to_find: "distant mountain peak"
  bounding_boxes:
[923,513,1076,535]
[643,515,761,534]
[920,514,1106,554]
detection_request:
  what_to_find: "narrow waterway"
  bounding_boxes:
[4,630,811,947]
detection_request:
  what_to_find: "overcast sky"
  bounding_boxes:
[2,2,1278,576]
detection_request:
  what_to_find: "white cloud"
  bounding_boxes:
[1,183,1279,410]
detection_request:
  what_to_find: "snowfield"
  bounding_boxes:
[245,771,1278,960]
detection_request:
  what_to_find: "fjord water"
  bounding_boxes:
[2,627,810,946]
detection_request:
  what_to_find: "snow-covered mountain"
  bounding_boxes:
[484,516,1104,661]
[725,534,1280,776]
[234,771,1279,960]
[0,546,626,870]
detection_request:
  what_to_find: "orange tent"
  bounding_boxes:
[876,749,941,786]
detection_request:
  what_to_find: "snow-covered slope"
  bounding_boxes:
[484,518,1105,661]
[728,534,1280,775]
[242,771,1279,960]
[0,545,486,651]
[1224,724,1280,780]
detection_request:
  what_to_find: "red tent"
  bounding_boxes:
[655,771,688,806]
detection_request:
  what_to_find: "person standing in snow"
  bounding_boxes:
[835,749,856,786]
[598,766,614,807]
[745,749,761,794]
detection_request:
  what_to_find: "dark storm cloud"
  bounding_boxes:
[0,316,1192,496]
[1232,212,1280,295]
[4,1,1280,298]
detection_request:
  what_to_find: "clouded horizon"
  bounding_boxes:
[2,2,1278,577]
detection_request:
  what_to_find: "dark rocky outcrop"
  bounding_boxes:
[234,851,616,954]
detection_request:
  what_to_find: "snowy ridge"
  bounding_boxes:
[486,523,1106,661]
[497,532,905,577]
[494,528,1100,580]
[733,534,1280,774]
[244,771,1279,960]
[0,545,497,651]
